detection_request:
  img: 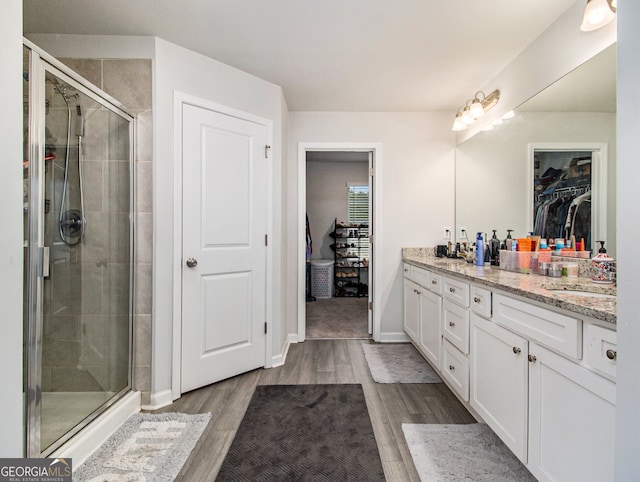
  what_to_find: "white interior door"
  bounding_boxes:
[181,103,268,393]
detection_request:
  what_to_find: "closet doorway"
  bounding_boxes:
[297,143,381,341]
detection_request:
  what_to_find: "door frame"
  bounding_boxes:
[297,142,382,342]
[172,92,273,400]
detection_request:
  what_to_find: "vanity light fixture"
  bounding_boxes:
[580,0,616,32]
[451,89,500,131]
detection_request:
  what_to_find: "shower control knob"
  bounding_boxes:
[186,258,198,268]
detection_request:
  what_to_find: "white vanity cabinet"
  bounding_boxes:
[528,342,616,482]
[470,313,529,462]
[403,264,442,367]
[440,276,471,401]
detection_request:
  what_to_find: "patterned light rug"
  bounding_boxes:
[73,412,211,482]
[362,343,441,383]
[402,423,536,481]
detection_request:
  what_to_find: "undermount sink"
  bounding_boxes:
[548,289,616,299]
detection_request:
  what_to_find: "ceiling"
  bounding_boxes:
[23,0,579,112]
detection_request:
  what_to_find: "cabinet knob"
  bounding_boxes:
[473,296,481,303]
[513,346,521,354]
[416,290,422,295]
[449,287,456,293]
[449,365,455,371]
[528,354,537,363]
[431,279,437,285]
[606,349,617,360]
[449,321,455,327]
[404,268,409,272]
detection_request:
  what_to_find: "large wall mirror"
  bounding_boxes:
[455,43,616,256]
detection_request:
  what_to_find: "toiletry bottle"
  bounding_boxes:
[475,232,484,266]
[490,230,500,266]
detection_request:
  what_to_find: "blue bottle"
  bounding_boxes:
[475,232,484,266]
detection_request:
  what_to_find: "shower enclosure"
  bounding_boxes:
[23,42,135,457]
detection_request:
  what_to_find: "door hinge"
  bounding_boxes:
[264,322,268,334]
[368,301,373,311]
[265,145,271,159]
[369,167,374,176]
[265,234,268,246]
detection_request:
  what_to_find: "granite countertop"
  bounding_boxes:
[402,248,616,326]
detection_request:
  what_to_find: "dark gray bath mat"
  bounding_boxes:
[402,423,536,481]
[362,343,442,383]
[217,384,385,481]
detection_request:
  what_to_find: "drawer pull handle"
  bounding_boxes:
[449,365,455,371]
[606,349,617,360]
[449,287,456,293]
[431,279,437,285]
[449,321,455,327]
[404,268,409,272]
[416,290,422,295]
[528,354,537,363]
[473,296,481,303]
[513,347,521,354]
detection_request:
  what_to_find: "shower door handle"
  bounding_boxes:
[186,258,198,268]
[40,246,50,278]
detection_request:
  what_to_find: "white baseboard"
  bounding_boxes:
[142,389,174,411]
[271,334,298,367]
[53,391,140,469]
[378,332,411,343]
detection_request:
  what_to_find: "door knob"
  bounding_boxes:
[186,258,198,268]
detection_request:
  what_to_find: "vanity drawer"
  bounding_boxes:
[493,293,582,359]
[443,299,470,354]
[584,323,617,381]
[442,339,470,401]
[410,265,430,288]
[471,285,492,318]
[429,272,442,294]
[443,276,470,307]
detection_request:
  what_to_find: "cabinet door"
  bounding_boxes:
[403,278,420,343]
[418,289,441,368]
[470,314,529,463]
[528,342,616,482]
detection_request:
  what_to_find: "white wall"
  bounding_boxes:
[0,0,25,457]
[615,1,640,478]
[306,160,369,260]
[289,112,456,338]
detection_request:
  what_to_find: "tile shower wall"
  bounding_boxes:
[50,58,153,404]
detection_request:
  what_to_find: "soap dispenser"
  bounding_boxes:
[475,232,484,266]
[591,241,615,284]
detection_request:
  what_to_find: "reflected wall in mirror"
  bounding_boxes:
[455,43,616,256]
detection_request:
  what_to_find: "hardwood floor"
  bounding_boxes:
[152,340,476,481]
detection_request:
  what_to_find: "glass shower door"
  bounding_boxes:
[25,46,134,457]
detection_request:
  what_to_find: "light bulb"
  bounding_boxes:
[501,110,515,119]
[452,114,468,131]
[581,0,615,32]
[470,98,485,118]
[461,106,475,125]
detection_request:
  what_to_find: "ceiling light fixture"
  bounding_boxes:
[451,89,500,132]
[580,0,616,32]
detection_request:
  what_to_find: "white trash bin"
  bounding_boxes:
[310,259,334,299]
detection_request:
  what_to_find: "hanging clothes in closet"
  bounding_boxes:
[533,158,591,248]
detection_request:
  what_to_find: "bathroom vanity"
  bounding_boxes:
[402,248,616,482]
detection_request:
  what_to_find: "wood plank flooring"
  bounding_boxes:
[151,340,476,481]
